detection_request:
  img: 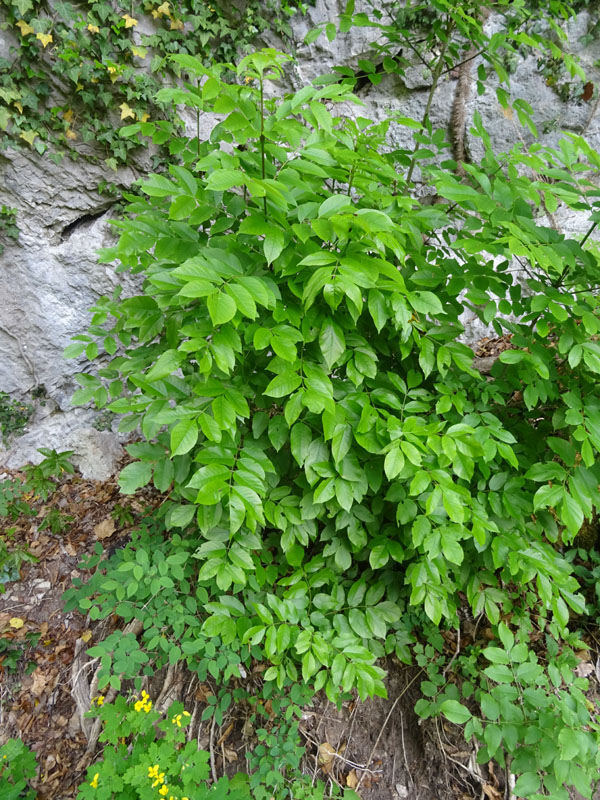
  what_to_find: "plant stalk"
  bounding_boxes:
[406,18,455,185]
[260,78,267,216]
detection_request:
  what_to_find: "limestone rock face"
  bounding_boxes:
[0,149,140,399]
[0,407,124,482]
[1,5,600,475]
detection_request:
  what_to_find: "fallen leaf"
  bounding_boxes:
[121,13,138,27]
[583,82,594,102]
[195,684,214,703]
[575,661,594,678]
[482,783,503,800]
[63,109,74,124]
[66,128,77,140]
[502,105,514,120]
[139,112,150,122]
[9,617,25,629]
[223,746,238,763]
[157,1,171,15]
[81,630,92,643]
[36,33,53,47]
[346,769,359,789]
[131,46,147,58]
[170,18,184,30]
[318,742,336,773]
[87,23,99,34]
[30,668,50,696]
[94,518,115,539]
[119,103,135,122]
[14,101,23,114]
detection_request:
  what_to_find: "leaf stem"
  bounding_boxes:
[260,78,267,217]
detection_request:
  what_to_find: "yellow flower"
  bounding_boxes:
[183,711,190,717]
[151,771,165,787]
[159,786,169,797]
[90,773,99,788]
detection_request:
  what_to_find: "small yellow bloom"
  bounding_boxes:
[159,786,169,797]
[151,771,165,787]
[87,24,99,33]
[183,711,190,716]
[90,773,99,788]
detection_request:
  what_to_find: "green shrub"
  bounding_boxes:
[67,31,600,799]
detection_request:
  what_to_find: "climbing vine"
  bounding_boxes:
[0,0,303,170]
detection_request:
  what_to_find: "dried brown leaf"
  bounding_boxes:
[482,783,503,800]
[318,742,336,773]
[346,769,359,789]
[94,518,115,540]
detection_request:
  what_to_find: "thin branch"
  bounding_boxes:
[407,17,455,185]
